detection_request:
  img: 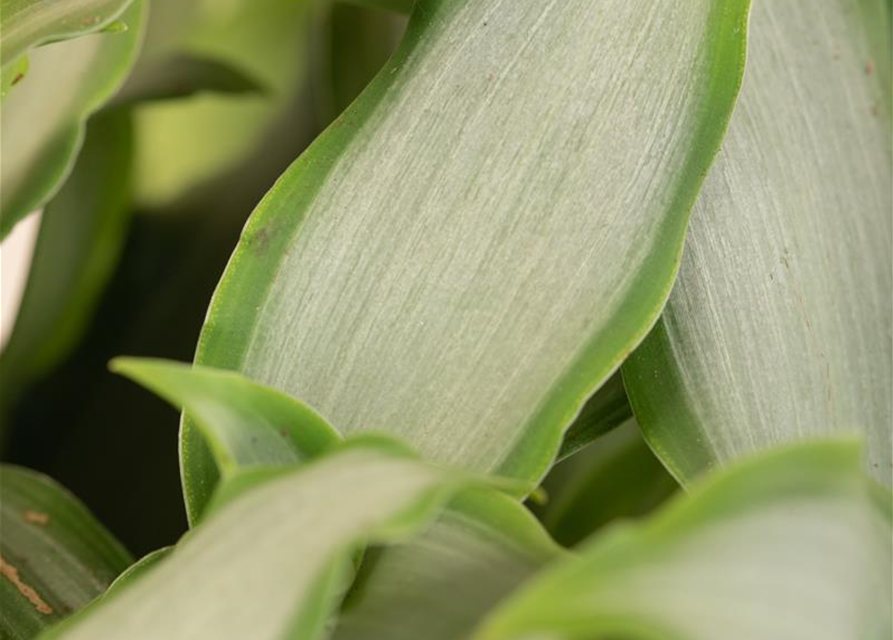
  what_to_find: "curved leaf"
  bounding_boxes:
[0,1,144,239]
[473,440,891,640]
[184,0,750,520]
[0,465,132,639]
[0,0,136,67]
[332,489,563,640]
[110,358,340,479]
[40,441,485,640]
[623,0,893,486]
[0,111,133,424]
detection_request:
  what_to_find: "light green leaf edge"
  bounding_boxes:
[622,0,893,488]
[333,489,564,640]
[0,1,145,239]
[473,439,892,640]
[110,358,341,484]
[181,0,751,524]
[0,110,133,426]
[0,465,132,640]
[38,441,489,640]
[0,0,136,68]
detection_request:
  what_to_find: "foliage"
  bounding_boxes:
[0,0,889,639]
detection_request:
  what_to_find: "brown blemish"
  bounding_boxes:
[23,511,49,525]
[11,73,24,85]
[865,60,875,75]
[0,555,53,615]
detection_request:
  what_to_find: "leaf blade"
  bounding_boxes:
[622,0,893,487]
[184,0,750,520]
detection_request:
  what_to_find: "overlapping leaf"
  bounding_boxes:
[183,0,750,520]
[0,466,132,639]
[38,442,485,640]
[623,0,893,486]
[332,490,563,640]
[0,112,133,425]
[0,1,144,238]
[472,441,892,640]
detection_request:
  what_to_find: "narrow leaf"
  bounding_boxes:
[0,0,136,67]
[0,111,133,423]
[332,489,563,640]
[623,0,893,486]
[40,442,484,640]
[110,358,340,477]
[0,1,144,239]
[473,440,892,640]
[184,0,750,520]
[0,465,132,639]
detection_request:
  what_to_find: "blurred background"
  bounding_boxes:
[0,0,407,555]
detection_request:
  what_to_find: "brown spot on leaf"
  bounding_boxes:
[23,511,49,525]
[0,555,53,615]
[866,60,875,75]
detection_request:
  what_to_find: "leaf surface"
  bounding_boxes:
[0,0,136,67]
[623,0,893,486]
[332,489,563,640]
[473,440,892,640]
[184,0,750,519]
[0,1,144,238]
[111,358,340,481]
[0,111,133,422]
[0,465,132,639]
[39,442,484,640]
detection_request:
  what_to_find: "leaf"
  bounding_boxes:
[332,489,563,640]
[537,420,678,548]
[39,441,485,640]
[110,358,340,479]
[472,440,892,640]
[622,0,893,487]
[0,0,136,68]
[0,111,133,423]
[0,465,132,640]
[128,0,314,207]
[102,548,173,599]
[0,1,144,239]
[110,54,267,106]
[184,0,751,520]
[556,372,633,462]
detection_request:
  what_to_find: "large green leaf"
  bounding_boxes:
[111,358,340,484]
[0,465,132,640]
[0,1,144,239]
[184,0,750,520]
[623,0,892,487]
[0,0,135,68]
[0,111,133,423]
[332,489,563,640]
[472,440,892,640]
[39,441,485,640]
